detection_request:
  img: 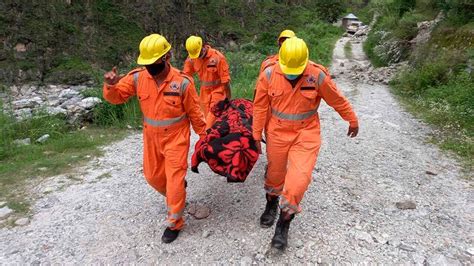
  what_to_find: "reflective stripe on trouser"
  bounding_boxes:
[142,122,190,230]
[200,85,226,128]
[167,209,185,228]
[264,116,321,215]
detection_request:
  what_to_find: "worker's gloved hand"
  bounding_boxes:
[347,126,359,138]
[255,140,262,154]
[103,66,122,85]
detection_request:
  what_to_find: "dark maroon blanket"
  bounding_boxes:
[191,98,259,182]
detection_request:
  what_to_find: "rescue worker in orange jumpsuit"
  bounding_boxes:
[103,34,206,244]
[258,29,296,74]
[256,29,296,130]
[183,36,231,128]
[253,37,359,250]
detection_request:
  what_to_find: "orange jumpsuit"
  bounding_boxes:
[103,66,206,230]
[253,62,358,215]
[183,45,231,128]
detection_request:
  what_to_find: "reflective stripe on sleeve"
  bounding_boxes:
[133,72,139,90]
[318,71,326,86]
[181,78,190,93]
[264,67,273,81]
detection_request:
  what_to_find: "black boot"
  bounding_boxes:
[161,227,180,243]
[260,194,279,228]
[271,211,294,250]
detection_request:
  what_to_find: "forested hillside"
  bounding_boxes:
[0,0,350,85]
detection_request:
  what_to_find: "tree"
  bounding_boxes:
[313,0,347,23]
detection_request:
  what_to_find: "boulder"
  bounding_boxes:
[79,97,101,109]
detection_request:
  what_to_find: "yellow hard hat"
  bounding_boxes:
[137,34,172,65]
[278,29,296,41]
[186,36,203,59]
[278,37,309,75]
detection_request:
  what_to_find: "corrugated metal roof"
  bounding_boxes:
[343,13,358,19]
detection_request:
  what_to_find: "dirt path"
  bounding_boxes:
[1,37,472,264]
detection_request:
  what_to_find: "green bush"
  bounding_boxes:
[393,12,420,40]
[363,30,390,67]
[81,87,142,128]
[437,0,474,26]
[423,72,474,129]
[298,22,344,66]
[45,56,97,84]
[362,0,443,67]
[313,0,347,23]
[226,50,263,99]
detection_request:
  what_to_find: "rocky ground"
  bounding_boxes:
[0,84,101,124]
[0,37,472,264]
[340,25,407,86]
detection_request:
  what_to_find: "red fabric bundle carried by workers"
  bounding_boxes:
[191,98,259,182]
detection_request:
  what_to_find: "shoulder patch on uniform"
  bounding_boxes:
[169,81,180,92]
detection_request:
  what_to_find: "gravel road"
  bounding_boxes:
[1,37,472,264]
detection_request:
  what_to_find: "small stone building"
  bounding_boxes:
[342,13,360,29]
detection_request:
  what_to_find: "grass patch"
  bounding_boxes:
[226,50,262,99]
[0,105,129,214]
[393,92,473,177]
[391,63,473,176]
[344,41,353,59]
[7,199,30,213]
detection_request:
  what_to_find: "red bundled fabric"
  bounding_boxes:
[191,98,259,182]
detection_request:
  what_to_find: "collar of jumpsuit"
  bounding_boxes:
[144,62,174,84]
[274,62,313,87]
[200,45,212,59]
